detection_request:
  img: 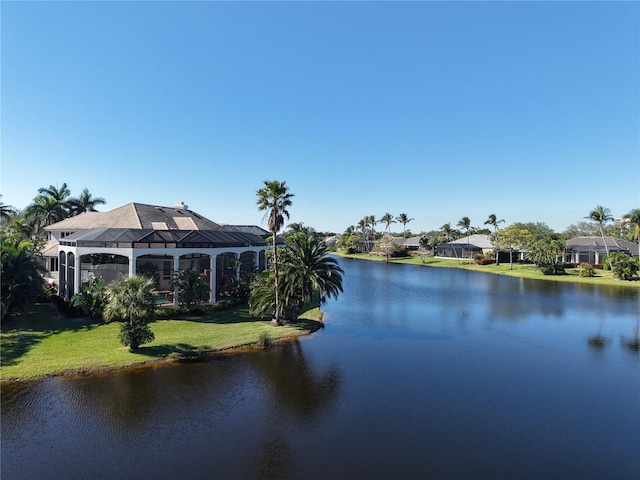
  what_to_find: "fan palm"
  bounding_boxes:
[256,180,294,325]
[103,275,156,350]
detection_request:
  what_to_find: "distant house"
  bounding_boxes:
[43,201,271,303]
[563,237,638,264]
[436,234,494,259]
[390,235,425,250]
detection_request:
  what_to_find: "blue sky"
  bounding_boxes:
[2,1,638,234]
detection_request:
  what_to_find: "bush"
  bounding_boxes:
[474,258,494,265]
[579,263,596,277]
[607,252,639,280]
[541,264,566,275]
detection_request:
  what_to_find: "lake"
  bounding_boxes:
[2,258,639,479]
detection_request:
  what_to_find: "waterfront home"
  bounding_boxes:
[43,201,271,303]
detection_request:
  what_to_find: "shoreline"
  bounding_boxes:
[0,305,324,383]
[333,250,640,289]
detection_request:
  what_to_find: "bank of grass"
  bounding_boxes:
[335,250,640,288]
[1,304,324,381]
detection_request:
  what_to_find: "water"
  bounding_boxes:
[2,258,639,479]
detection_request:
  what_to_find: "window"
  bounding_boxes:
[49,257,59,272]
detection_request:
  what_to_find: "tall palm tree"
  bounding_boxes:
[440,223,460,263]
[484,214,504,231]
[623,208,640,244]
[586,206,614,256]
[367,215,377,247]
[103,275,156,350]
[457,216,473,259]
[380,212,395,234]
[256,180,294,325]
[68,188,106,215]
[37,183,71,204]
[358,218,369,251]
[396,213,413,240]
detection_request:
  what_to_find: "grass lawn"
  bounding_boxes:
[1,304,324,381]
[335,250,640,288]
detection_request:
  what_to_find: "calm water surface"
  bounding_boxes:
[2,258,639,479]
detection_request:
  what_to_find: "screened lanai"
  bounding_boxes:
[57,228,271,303]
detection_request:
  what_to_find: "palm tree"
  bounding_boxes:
[282,233,344,316]
[256,180,294,325]
[358,218,369,251]
[103,275,156,350]
[623,208,640,244]
[484,214,504,231]
[440,222,461,263]
[586,206,614,256]
[68,188,106,215]
[380,212,395,234]
[396,213,413,240]
[170,267,211,309]
[1,235,45,320]
[367,215,377,247]
[0,195,16,219]
[24,195,68,239]
[250,232,343,322]
[457,216,473,259]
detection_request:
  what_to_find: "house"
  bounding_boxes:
[43,201,271,303]
[390,235,425,250]
[435,234,494,259]
[563,237,638,264]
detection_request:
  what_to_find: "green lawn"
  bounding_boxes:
[1,304,323,381]
[335,250,640,288]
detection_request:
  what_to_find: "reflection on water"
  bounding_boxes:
[2,259,639,479]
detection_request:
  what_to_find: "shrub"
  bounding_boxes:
[71,278,108,319]
[607,252,639,280]
[119,320,155,350]
[541,264,566,275]
[579,263,595,277]
[474,258,494,265]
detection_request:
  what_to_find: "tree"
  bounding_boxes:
[484,214,504,231]
[256,180,294,325]
[623,208,640,244]
[0,195,16,219]
[366,215,378,245]
[380,212,396,234]
[170,267,211,309]
[103,276,156,350]
[68,188,106,215]
[526,238,566,275]
[396,213,413,240]
[250,232,343,322]
[512,222,557,240]
[605,252,639,281]
[457,216,474,259]
[24,195,68,239]
[1,234,45,320]
[491,226,533,270]
[586,206,614,256]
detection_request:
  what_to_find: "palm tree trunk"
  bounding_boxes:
[272,233,280,324]
[599,225,610,257]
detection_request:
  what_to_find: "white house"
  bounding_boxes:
[43,201,271,304]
